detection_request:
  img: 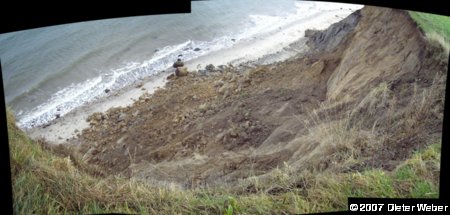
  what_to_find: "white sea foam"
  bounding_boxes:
[17,36,239,129]
[16,1,363,130]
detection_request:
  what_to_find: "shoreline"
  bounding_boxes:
[184,5,362,70]
[25,4,362,144]
[26,72,168,143]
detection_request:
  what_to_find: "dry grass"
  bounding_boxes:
[8,100,442,214]
[409,11,450,55]
[7,41,446,214]
[427,32,450,56]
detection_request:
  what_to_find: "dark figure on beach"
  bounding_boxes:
[173,58,184,68]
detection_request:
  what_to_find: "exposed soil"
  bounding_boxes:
[57,6,447,188]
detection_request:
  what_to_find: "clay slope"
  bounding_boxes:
[67,6,447,188]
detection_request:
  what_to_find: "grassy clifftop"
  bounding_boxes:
[409,11,450,53]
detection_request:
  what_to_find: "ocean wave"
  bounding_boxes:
[16,35,238,129]
[16,1,364,129]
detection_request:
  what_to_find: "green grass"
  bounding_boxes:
[7,108,441,214]
[409,11,450,40]
[409,11,450,53]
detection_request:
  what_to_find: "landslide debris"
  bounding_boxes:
[65,6,447,188]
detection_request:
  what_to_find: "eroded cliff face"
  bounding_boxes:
[61,6,447,188]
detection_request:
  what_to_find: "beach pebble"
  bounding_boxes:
[194,48,201,51]
[117,113,127,122]
[105,89,111,93]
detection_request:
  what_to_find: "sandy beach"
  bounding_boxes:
[26,3,362,144]
[27,72,168,143]
[185,4,362,69]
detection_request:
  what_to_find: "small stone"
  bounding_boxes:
[243,121,251,129]
[214,80,224,88]
[199,103,208,113]
[105,89,111,93]
[223,90,230,99]
[229,75,238,83]
[229,128,238,138]
[218,84,229,94]
[215,132,226,142]
[194,48,201,51]
[205,64,215,72]
[244,112,250,118]
[95,113,102,121]
[240,131,249,141]
[175,67,189,77]
[117,113,127,122]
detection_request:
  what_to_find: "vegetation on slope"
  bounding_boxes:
[8,106,441,214]
[8,6,446,215]
[409,11,450,53]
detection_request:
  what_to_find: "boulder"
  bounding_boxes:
[175,67,189,77]
[205,64,215,72]
[173,60,184,68]
[117,113,127,122]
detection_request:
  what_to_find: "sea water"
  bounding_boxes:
[0,0,360,129]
